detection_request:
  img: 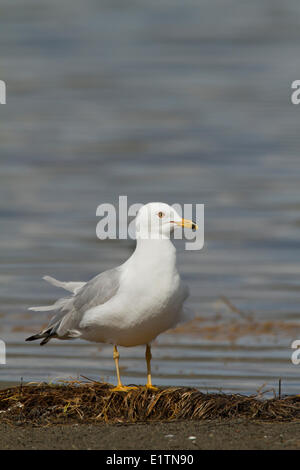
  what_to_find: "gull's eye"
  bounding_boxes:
[158,211,164,218]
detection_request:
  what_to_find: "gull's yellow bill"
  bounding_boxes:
[175,218,198,230]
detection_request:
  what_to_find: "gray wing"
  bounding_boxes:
[73,268,121,314]
[26,267,121,344]
[56,267,121,337]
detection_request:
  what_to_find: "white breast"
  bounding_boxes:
[80,238,188,346]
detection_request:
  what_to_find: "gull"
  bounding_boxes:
[26,202,198,391]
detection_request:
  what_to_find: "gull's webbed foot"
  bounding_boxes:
[111,385,138,392]
[145,384,159,391]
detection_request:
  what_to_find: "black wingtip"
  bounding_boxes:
[25,334,41,342]
[40,337,50,346]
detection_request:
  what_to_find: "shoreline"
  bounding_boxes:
[1,420,300,450]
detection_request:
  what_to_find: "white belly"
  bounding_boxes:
[78,239,189,346]
[79,270,187,346]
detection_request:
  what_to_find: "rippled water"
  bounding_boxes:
[1,0,300,395]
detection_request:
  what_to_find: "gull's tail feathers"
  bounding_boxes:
[28,275,84,312]
[43,275,86,294]
[28,298,69,312]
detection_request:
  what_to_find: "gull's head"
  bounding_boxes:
[135,202,198,240]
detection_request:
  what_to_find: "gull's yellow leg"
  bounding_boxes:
[111,345,138,392]
[145,344,158,391]
[113,345,122,388]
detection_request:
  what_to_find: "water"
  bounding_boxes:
[1,0,300,395]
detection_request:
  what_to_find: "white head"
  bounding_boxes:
[135,202,197,240]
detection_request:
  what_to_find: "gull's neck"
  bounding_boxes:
[129,238,177,271]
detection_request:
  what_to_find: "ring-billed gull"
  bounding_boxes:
[26,202,198,391]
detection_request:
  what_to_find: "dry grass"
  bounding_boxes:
[1,381,300,426]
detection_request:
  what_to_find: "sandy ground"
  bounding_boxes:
[1,420,300,450]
